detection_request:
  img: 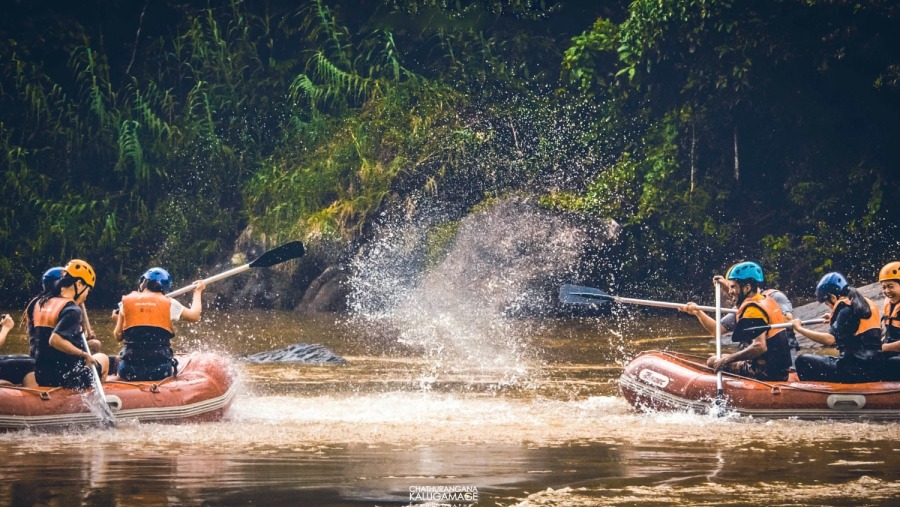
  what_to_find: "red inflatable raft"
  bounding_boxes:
[0,352,237,430]
[620,350,900,420]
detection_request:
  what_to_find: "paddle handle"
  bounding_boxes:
[167,264,251,298]
[613,296,739,315]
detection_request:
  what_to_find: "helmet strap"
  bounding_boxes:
[73,281,88,301]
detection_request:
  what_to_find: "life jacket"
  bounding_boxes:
[30,297,84,375]
[735,293,792,374]
[830,297,882,353]
[32,297,71,330]
[737,294,788,339]
[122,290,175,361]
[883,301,900,344]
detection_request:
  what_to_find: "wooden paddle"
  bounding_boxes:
[167,241,305,297]
[80,333,116,428]
[559,284,738,314]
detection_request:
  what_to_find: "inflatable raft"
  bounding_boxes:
[620,350,900,420]
[0,352,237,430]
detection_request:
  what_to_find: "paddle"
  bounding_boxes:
[559,284,738,314]
[712,282,726,416]
[80,333,116,428]
[167,241,305,297]
[743,318,826,335]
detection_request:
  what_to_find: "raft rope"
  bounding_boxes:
[649,349,900,396]
[0,355,196,397]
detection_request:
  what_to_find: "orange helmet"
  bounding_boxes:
[880,262,900,282]
[64,259,96,288]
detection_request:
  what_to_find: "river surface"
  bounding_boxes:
[1,309,899,506]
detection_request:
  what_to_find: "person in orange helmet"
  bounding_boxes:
[879,262,900,381]
[27,259,110,389]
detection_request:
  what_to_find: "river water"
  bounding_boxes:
[1,309,899,506]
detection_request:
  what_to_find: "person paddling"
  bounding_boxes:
[878,262,900,381]
[28,259,110,389]
[792,272,883,383]
[680,261,793,381]
[25,267,102,356]
[113,268,206,381]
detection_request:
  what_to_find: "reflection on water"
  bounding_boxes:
[1,310,899,506]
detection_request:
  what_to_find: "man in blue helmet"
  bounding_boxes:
[681,261,793,381]
[112,268,206,381]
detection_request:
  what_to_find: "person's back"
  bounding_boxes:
[114,267,205,381]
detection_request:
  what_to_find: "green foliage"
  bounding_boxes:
[560,0,900,297]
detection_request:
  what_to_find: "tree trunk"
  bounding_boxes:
[733,125,740,182]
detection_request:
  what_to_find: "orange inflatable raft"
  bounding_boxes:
[619,350,900,420]
[0,352,237,430]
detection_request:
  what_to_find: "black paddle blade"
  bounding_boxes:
[249,241,305,268]
[558,284,614,305]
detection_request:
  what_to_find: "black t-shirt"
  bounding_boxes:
[53,304,84,346]
[829,303,859,345]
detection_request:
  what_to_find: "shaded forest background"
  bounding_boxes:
[1,0,898,308]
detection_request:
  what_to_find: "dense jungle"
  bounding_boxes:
[1,0,898,308]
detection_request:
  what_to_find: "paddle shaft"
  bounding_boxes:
[611,295,738,314]
[167,264,250,298]
[166,241,304,298]
[743,318,826,334]
[80,334,116,427]
[714,283,724,409]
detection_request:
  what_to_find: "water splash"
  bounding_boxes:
[348,196,616,389]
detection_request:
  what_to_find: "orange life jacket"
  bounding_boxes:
[121,290,174,334]
[883,301,900,343]
[832,297,881,336]
[32,297,72,329]
[737,293,786,339]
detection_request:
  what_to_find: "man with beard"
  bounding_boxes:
[680,261,793,381]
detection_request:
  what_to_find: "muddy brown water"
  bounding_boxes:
[1,309,898,506]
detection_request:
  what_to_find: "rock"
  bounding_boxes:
[295,266,349,314]
[242,343,347,365]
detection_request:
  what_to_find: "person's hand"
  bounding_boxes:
[792,318,803,332]
[1,314,13,331]
[193,280,207,292]
[82,352,97,369]
[710,357,728,372]
[712,275,726,287]
[680,302,700,315]
[821,312,831,321]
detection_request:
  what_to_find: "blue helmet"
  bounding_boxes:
[42,267,65,291]
[816,272,849,303]
[140,267,172,293]
[725,261,764,284]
